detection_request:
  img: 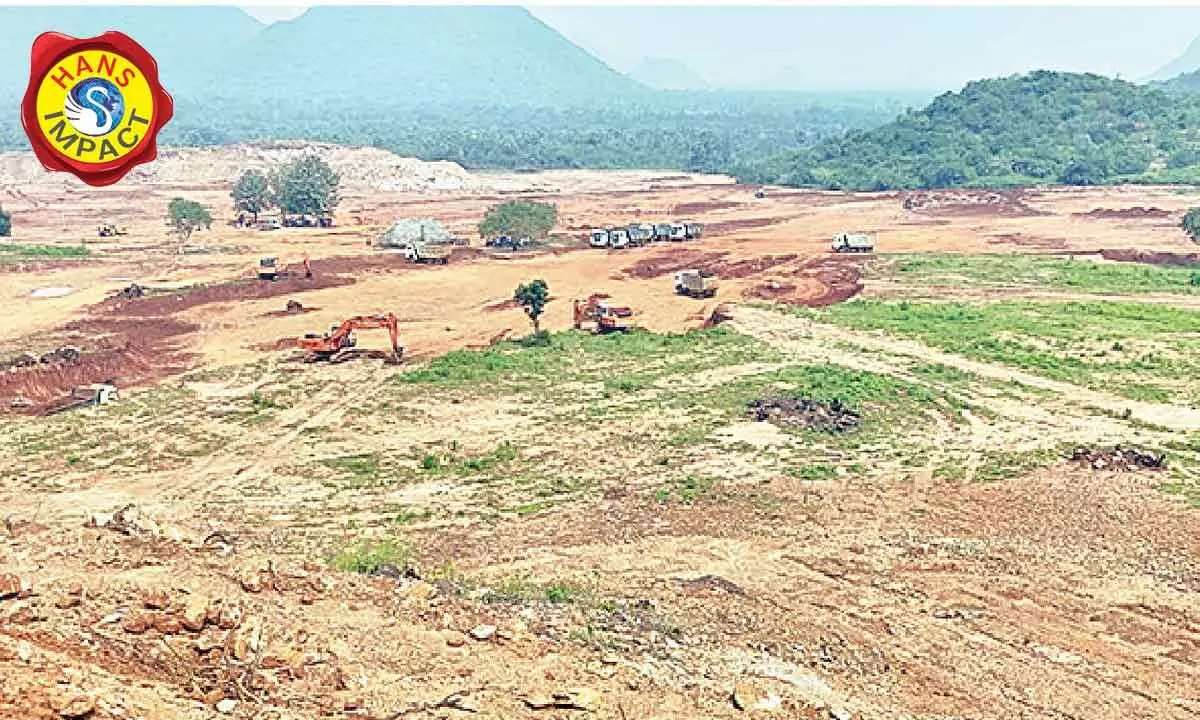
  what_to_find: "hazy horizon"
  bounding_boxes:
[237,4,1200,92]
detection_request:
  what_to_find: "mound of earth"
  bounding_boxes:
[1099,249,1200,267]
[1075,207,1173,220]
[747,395,862,433]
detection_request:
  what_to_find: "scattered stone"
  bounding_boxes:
[829,707,853,720]
[180,596,209,632]
[1069,445,1165,472]
[17,640,32,663]
[215,698,238,714]
[932,605,985,621]
[67,583,84,597]
[400,580,438,603]
[194,632,223,654]
[141,590,169,610]
[300,594,314,606]
[240,573,264,594]
[153,615,182,635]
[443,630,468,648]
[0,573,23,599]
[600,653,620,665]
[732,684,760,711]
[748,396,861,433]
[55,594,82,610]
[122,614,152,634]
[469,624,497,641]
[52,694,95,718]
[217,605,243,630]
[98,612,123,626]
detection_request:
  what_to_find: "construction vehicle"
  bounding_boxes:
[607,227,631,249]
[685,223,705,240]
[403,242,450,264]
[97,223,128,238]
[831,232,875,253]
[654,224,672,241]
[258,218,282,231]
[627,223,655,246]
[258,255,312,281]
[669,223,688,241]
[47,383,118,415]
[297,313,403,363]
[588,229,609,248]
[487,234,527,250]
[754,189,767,199]
[674,269,719,298]
[572,294,636,334]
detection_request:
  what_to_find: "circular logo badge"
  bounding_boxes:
[22,32,173,187]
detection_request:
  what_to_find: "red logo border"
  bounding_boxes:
[21,31,174,187]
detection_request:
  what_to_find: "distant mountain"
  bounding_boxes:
[0,6,263,96]
[742,70,1200,190]
[1148,36,1200,81]
[1161,68,1200,95]
[627,57,709,90]
[208,6,648,107]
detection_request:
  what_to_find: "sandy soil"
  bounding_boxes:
[1,147,1198,720]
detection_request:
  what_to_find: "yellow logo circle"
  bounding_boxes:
[34,49,157,167]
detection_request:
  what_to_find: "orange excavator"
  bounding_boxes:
[297,313,403,364]
[573,294,636,334]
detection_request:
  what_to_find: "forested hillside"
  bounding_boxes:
[741,71,1200,190]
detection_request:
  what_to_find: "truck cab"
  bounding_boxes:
[588,229,609,248]
[653,224,672,241]
[258,257,278,281]
[627,223,655,246]
[831,233,875,253]
[669,223,688,241]
[607,228,631,249]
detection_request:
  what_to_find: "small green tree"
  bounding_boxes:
[0,204,10,237]
[514,279,550,335]
[479,200,556,240]
[167,197,212,244]
[271,154,340,217]
[231,169,271,223]
[1183,208,1200,243]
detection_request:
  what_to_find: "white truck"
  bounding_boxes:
[627,223,655,247]
[607,227,631,249]
[589,228,609,248]
[674,269,719,299]
[668,223,688,241]
[831,233,875,253]
[404,242,451,264]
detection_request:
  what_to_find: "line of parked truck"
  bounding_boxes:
[589,222,704,249]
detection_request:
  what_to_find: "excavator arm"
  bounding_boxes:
[297,313,403,361]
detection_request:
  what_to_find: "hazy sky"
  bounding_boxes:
[241,5,1200,91]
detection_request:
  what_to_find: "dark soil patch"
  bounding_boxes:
[672,200,741,215]
[263,300,319,318]
[1099,249,1200,267]
[622,251,799,281]
[902,190,1045,218]
[1075,207,1173,220]
[704,217,784,236]
[101,275,354,317]
[748,396,862,433]
[484,298,519,313]
[987,233,1070,250]
[741,256,864,307]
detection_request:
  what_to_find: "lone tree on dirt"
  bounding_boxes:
[0,204,10,237]
[480,200,556,241]
[514,279,550,335]
[271,154,340,218]
[1183,208,1200,243]
[167,197,212,245]
[231,169,272,223]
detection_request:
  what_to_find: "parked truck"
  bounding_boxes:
[404,242,451,264]
[831,232,875,253]
[589,228,609,248]
[627,223,655,247]
[674,269,719,299]
[607,227,631,249]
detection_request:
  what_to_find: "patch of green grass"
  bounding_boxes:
[787,463,838,480]
[973,448,1062,483]
[0,243,90,259]
[1156,481,1200,508]
[329,537,412,574]
[880,253,1200,295]
[657,473,718,504]
[482,578,592,605]
[321,453,381,486]
[796,299,1200,405]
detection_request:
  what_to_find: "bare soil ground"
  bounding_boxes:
[1,147,1199,720]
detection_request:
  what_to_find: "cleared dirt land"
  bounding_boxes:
[1,145,1199,720]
